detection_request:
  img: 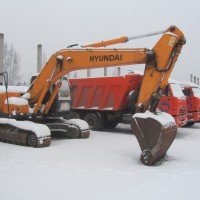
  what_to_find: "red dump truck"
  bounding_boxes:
[64,74,143,130]
[60,75,190,130]
[181,82,200,126]
[157,80,188,127]
[61,75,190,130]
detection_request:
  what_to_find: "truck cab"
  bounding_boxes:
[57,76,71,112]
[158,80,188,127]
[181,82,200,126]
[31,74,71,115]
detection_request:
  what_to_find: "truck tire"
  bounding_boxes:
[127,90,138,113]
[65,111,80,119]
[95,112,105,130]
[105,121,118,129]
[83,113,101,131]
[183,122,195,127]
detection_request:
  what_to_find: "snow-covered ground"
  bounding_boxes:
[0,123,200,200]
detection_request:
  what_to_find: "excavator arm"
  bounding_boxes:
[137,26,186,112]
[28,25,185,118]
[83,25,186,112]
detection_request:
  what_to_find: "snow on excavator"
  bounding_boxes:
[0,25,185,166]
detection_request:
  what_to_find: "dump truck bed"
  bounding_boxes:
[70,74,142,111]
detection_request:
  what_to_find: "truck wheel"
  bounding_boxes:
[105,121,118,129]
[83,113,100,131]
[127,90,138,113]
[65,111,80,119]
[183,122,195,127]
[95,112,105,130]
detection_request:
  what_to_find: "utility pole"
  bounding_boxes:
[194,76,197,84]
[190,74,193,82]
[87,69,91,77]
[37,44,42,73]
[0,33,4,85]
[104,68,107,76]
[117,67,121,76]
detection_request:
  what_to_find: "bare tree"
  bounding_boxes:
[3,43,21,85]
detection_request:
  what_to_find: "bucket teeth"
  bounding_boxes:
[131,111,177,166]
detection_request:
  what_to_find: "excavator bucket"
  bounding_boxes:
[131,111,177,166]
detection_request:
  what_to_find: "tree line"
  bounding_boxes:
[3,42,22,85]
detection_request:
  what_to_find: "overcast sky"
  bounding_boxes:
[0,0,199,83]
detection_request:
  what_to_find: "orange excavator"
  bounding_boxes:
[0,25,185,165]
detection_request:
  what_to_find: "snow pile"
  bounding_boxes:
[192,87,200,98]
[180,81,199,88]
[21,92,31,99]
[67,118,89,130]
[170,83,186,99]
[0,118,51,137]
[0,123,200,200]
[180,82,200,98]
[4,97,28,105]
[133,110,176,128]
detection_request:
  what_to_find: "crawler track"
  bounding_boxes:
[0,123,51,147]
[0,117,90,148]
[41,117,90,139]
